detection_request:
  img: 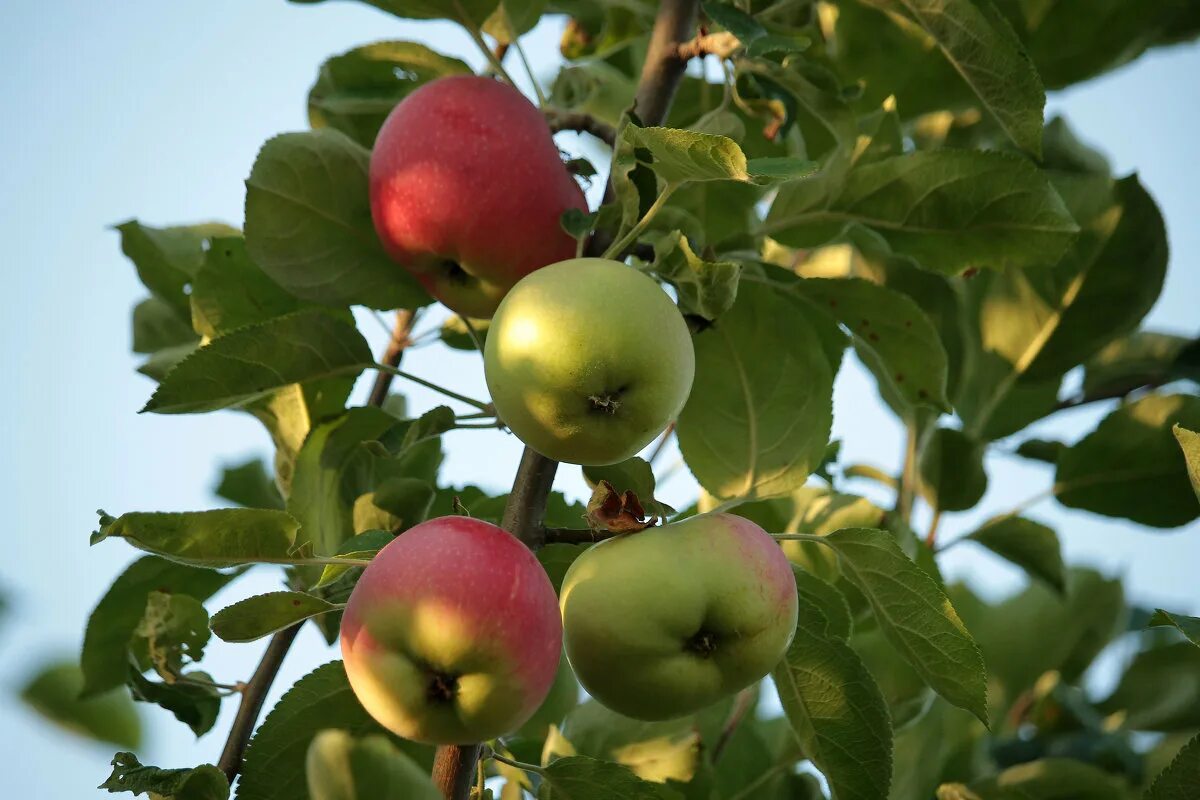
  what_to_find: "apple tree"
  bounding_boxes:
[22,1,1200,799]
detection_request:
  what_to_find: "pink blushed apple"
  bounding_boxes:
[369,75,587,319]
[340,516,562,744]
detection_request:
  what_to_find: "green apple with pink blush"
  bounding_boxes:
[559,513,798,720]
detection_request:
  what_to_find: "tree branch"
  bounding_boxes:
[545,108,617,146]
[219,309,417,786]
[217,623,301,782]
[433,5,701,798]
[633,0,701,129]
[369,309,416,406]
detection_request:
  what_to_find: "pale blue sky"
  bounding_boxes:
[1,2,1197,796]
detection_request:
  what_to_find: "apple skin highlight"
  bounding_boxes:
[340,516,562,744]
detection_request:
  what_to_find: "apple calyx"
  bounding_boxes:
[685,629,719,658]
[588,390,624,415]
[425,670,459,704]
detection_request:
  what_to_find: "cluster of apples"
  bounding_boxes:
[339,76,799,744]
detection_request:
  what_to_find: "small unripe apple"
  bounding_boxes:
[340,517,562,744]
[369,75,587,318]
[559,513,797,720]
[484,258,695,466]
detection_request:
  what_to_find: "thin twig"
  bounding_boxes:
[368,310,416,406]
[711,687,755,764]
[544,109,618,146]
[924,509,943,549]
[647,422,676,466]
[374,364,491,411]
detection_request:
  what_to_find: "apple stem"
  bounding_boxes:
[511,37,548,107]
[457,7,521,91]
[373,363,492,412]
[602,183,678,261]
[487,750,546,776]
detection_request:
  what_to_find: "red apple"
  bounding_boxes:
[369,75,587,318]
[340,516,562,744]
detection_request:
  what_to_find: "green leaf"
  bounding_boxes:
[1013,439,1064,465]
[623,123,816,186]
[314,530,394,589]
[143,311,373,414]
[132,296,197,354]
[772,592,893,800]
[1056,394,1200,528]
[246,379,356,499]
[291,0,500,26]
[1173,424,1200,504]
[1099,641,1200,732]
[215,458,284,510]
[733,486,888,584]
[647,231,741,321]
[582,457,675,520]
[918,428,987,513]
[702,1,766,43]
[1041,116,1111,174]
[127,666,221,738]
[537,543,588,594]
[1024,175,1169,380]
[1145,732,1200,800]
[483,0,548,44]
[767,150,1077,276]
[190,236,307,338]
[678,281,835,500]
[1149,610,1200,649]
[308,41,471,148]
[305,731,441,800]
[792,566,854,641]
[990,0,1199,90]
[287,407,441,566]
[869,0,1045,156]
[439,315,490,352]
[537,755,683,800]
[131,591,211,681]
[955,174,1167,439]
[952,569,1125,706]
[243,129,429,310]
[967,757,1128,799]
[792,276,950,412]
[99,752,227,799]
[556,701,703,784]
[1082,331,1196,399]
[92,509,300,568]
[115,219,240,318]
[20,661,141,749]
[824,528,989,724]
[212,592,340,643]
[82,556,237,696]
[963,516,1065,594]
[237,661,433,800]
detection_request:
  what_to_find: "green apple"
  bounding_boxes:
[559,513,798,720]
[484,258,695,466]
